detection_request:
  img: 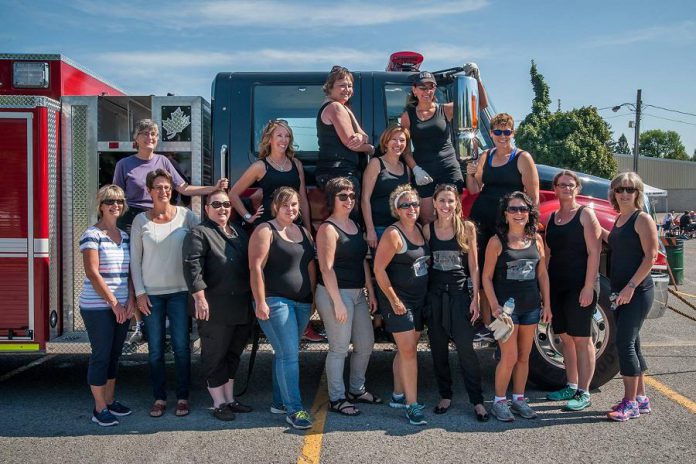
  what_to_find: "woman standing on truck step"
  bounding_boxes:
[544,170,601,411]
[482,191,551,422]
[373,185,430,426]
[466,113,539,342]
[248,186,317,430]
[229,119,311,225]
[603,172,658,422]
[316,66,375,197]
[130,169,199,418]
[113,118,227,345]
[80,184,134,427]
[424,184,488,421]
[182,189,254,422]
[315,178,380,417]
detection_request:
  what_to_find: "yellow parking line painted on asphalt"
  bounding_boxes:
[0,355,55,383]
[298,370,329,464]
[645,375,696,415]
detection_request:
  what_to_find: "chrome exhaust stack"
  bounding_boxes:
[452,73,479,161]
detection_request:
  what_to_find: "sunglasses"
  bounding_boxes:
[506,205,530,213]
[398,201,420,209]
[555,183,577,190]
[208,201,232,209]
[336,193,356,201]
[492,129,513,136]
[101,199,125,206]
[614,186,638,194]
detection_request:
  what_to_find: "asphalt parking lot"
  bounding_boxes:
[2,241,696,464]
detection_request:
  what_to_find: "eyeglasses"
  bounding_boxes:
[152,185,172,192]
[506,205,530,213]
[336,193,356,201]
[492,129,513,136]
[416,84,436,91]
[397,201,420,209]
[614,186,638,194]
[138,130,158,137]
[555,183,577,190]
[101,199,125,206]
[208,201,232,209]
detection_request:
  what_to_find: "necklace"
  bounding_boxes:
[268,155,289,172]
[416,105,434,119]
[555,206,579,224]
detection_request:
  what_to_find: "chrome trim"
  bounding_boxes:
[452,73,479,161]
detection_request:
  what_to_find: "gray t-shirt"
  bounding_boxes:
[113,154,186,209]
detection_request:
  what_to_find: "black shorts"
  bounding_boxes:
[550,287,597,337]
[378,291,425,333]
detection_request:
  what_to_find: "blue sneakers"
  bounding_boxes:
[389,393,407,409]
[286,410,313,430]
[107,400,132,416]
[92,408,119,427]
[406,403,427,426]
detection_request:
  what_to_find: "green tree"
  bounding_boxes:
[639,129,689,160]
[516,62,617,178]
[615,133,631,154]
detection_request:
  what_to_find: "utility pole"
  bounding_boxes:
[633,89,642,173]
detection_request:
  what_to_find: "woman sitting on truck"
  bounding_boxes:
[482,191,551,422]
[79,184,134,427]
[248,187,317,430]
[130,169,199,418]
[316,66,375,195]
[603,172,658,422]
[113,119,227,345]
[229,119,311,225]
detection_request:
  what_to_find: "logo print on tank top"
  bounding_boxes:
[506,258,538,281]
[432,250,463,272]
[412,255,430,277]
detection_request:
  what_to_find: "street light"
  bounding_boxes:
[612,89,642,173]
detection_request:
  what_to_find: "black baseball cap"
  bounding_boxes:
[413,71,436,85]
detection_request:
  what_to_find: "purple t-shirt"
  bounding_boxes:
[113,154,186,209]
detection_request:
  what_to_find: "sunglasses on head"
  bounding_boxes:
[506,205,530,213]
[492,129,513,136]
[614,186,637,194]
[101,199,125,206]
[398,201,420,209]
[208,201,232,209]
[336,192,356,201]
[330,65,349,73]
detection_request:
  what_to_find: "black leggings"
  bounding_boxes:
[426,283,484,405]
[198,320,252,388]
[614,286,653,376]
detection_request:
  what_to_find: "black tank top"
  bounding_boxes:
[316,101,360,176]
[386,225,430,308]
[493,237,541,313]
[608,210,653,292]
[317,220,367,289]
[371,157,410,227]
[470,148,524,226]
[428,222,468,287]
[406,104,459,174]
[263,222,315,302]
[546,207,589,290]
[257,158,301,223]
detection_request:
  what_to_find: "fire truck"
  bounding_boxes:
[0,52,669,389]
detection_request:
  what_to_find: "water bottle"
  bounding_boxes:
[610,293,619,311]
[502,298,515,315]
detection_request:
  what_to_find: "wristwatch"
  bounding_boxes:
[243,212,253,221]
[628,281,637,289]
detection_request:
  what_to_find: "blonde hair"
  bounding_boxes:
[379,125,412,156]
[389,184,419,219]
[609,171,645,212]
[489,113,515,130]
[96,184,128,219]
[270,186,300,218]
[433,184,473,252]
[258,120,295,160]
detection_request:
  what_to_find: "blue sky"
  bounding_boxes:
[3,0,695,154]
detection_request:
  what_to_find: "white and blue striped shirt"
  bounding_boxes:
[79,226,130,311]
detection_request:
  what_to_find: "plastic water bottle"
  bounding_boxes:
[610,293,619,311]
[502,298,515,315]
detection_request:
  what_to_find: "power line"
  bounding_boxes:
[642,112,696,126]
[604,112,633,119]
[644,104,696,118]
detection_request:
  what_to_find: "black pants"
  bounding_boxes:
[614,286,653,376]
[116,206,146,234]
[198,319,253,388]
[426,282,484,405]
[81,310,130,386]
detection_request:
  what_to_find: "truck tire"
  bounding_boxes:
[528,275,620,390]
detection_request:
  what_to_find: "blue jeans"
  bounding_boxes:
[256,296,311,414]
[142,291,191,401]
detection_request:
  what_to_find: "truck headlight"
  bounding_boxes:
[13,61,50,88]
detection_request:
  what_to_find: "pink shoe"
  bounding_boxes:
[611,396,651,414]
[607,399,640,422]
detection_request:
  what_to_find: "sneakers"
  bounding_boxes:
[611,397,651,414]
[565,391,591,411]
[302,325,326,342]
[473,326,495,344]
[389,394,407,409]
[546,385,577,401]
[406,403,427,426]
[270,403,287,414]
[92,408,119,427]
[107,400,132,416]
[128,321,146,345]
[491,400,515,422]
[286,410,313,430]
[607,399,640,422]
[212,404,236,421]
[511,398,538,419]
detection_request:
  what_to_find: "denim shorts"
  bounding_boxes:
[510,309,541,325]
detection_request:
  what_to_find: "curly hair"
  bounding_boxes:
[258,119,295,160]
[496,191,538,243]
[388,184,419,219]
[489,113,515,130]
[322,65,354,96]
[432,184,474,253]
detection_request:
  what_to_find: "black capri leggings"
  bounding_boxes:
[614,286,654,377]
[81,310,130,386]
[198,320,252,388]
